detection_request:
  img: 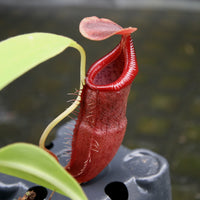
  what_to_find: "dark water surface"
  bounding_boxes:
[0,4,199,200]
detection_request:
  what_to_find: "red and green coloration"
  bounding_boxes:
[44,17,138,183]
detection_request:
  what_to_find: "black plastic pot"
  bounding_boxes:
[0,121,172,200]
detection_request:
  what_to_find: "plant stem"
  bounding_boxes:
[39,42,86,149]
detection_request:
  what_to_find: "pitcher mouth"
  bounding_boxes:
[86,35,138,91]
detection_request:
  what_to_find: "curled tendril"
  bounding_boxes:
[39,42,86,150]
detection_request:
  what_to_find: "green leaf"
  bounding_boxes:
[0,32,86,150]
[0,143,88,200]
[0,32,78,90]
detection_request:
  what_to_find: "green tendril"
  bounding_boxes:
[39,42,86,149]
